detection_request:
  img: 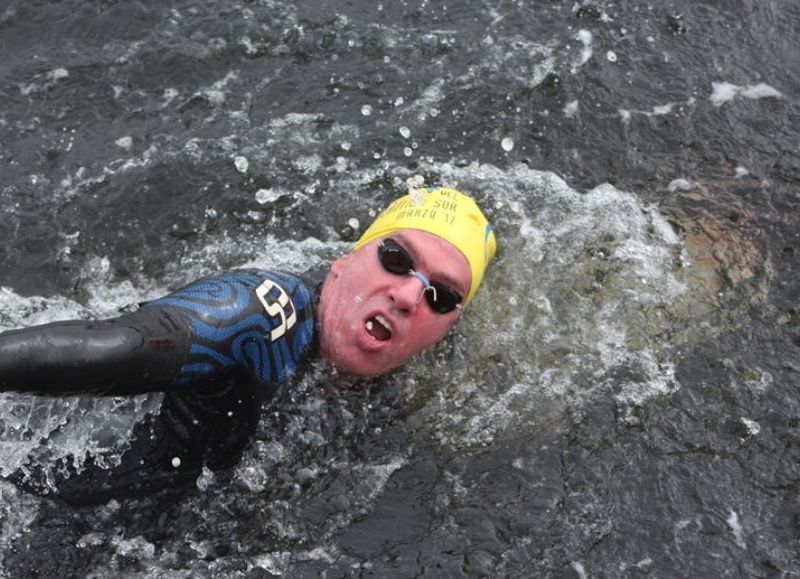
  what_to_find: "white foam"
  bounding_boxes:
[395,161,691,446]
[620,101,682,124]
[727,510,747,549]
[571,561,589,579]
[240,35,258,55]
[710,82,742,106]
[741,83,782,100]
[253,551,291,575]
[114,136,133,150]
[710,81,782,107]
[18,67,70,95]
[234,155,249,173]
[255,188,290,205]
[51,67,69,80]
[668,178,697,193]
[563,100,579,118]
[0,483,39,575]
[571,30,593,73]
[740,418,760,437]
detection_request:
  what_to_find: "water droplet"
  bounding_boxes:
[407,174,425,189]
[348,217,359,229]
[606,51,618,62]
[115,136,133,150]
[172,457,181,468]
[361,105,373,116]
[399,126,411,138]
[234,156,249,173]
[501,137,515,152]
[255,188,288,205]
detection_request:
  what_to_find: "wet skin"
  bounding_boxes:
[318,229,472,377]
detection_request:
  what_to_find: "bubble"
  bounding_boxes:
[399,126,411,139]
[255,188,288,205]
[341,142,352,151]
[361,105,373,116]
[607,51,618,62]
[234,156,249,173]
[348,217,360,230]
[406,175,425,189]
[172,456,181,468]
[403,147,413,157]
[563,100,579,118]
[740,417,760,437]
[115,136,133,150]
[501,137,515,152]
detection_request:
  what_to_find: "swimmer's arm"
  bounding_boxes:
[0,306,190,396]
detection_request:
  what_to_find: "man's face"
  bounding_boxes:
[319,229,472,377]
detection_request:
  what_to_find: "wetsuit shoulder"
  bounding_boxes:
[143,269,315,386]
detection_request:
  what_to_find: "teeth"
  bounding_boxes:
[375,315,392,332]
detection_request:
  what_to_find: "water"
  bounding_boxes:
[1,0,798,576]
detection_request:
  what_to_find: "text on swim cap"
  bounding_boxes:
[392,207,456,225]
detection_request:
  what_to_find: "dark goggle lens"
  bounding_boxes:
[377,238,414,274]
[377,239,463,314]
[425,282,462,313]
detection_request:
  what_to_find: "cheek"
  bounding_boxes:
[403,315,456,353]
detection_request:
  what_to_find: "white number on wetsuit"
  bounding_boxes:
[255,280,297,341]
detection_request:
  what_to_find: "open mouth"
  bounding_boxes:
[365,314,392,341]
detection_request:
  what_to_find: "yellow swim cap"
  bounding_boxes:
[353,187,497,305]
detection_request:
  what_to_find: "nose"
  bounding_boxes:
[388,273,427,315]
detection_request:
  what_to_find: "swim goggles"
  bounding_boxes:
[377,238,463,314]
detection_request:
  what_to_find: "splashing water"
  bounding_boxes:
[377,162,692,446]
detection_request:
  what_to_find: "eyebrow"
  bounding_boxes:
[391,233,466,296]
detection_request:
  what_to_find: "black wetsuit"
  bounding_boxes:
[0,269,316,504]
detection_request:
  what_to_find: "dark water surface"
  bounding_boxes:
[1,0,799,576]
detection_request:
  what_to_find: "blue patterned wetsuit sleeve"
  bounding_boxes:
[144,269,315,387]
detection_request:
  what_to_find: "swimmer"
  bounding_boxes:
[0,187,496,504]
